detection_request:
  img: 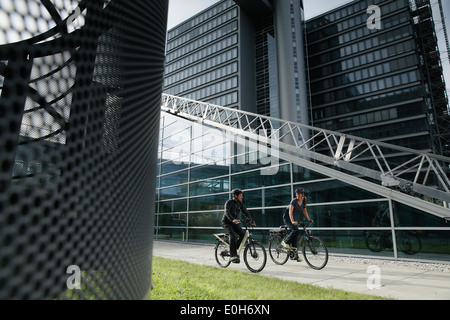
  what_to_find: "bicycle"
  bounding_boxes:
[213,221,267,273]
[268,221,328,270]
[364,230,421,255]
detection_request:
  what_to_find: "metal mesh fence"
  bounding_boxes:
[0,0,168,299]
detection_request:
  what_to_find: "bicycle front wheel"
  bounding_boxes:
[398,231,421,255]
[215,241,231,268]
[268,237,289,265]
[302,236,328,270]
[243,240,267,273]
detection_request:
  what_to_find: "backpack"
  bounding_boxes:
[282,197,307,219]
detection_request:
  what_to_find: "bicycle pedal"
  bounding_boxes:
[221,250,230,257]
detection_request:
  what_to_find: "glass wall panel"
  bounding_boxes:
[230,141,286,174]
[395,230,450,262]
[230,156,280,174]
[393,201,450,228]
[292,165,328,182]
[159,184,188,200]
[191,141,230,166]
[189,212,223,227]
[189,177,229,196]
[160,162,189,175]
[189,193,229,211]
[158,199,188,214]
[244,189,262,208]
[244,186,292,209]
[248,208,286,229]
[162,123,190,142]
[190,164,229,181]
[159,170,189,187]
[310,230,395,258]
[160,150,190,167]
[155,227,186,241]
[307,201,389,228]
[157,213,187,227]
[231,163,291,189]
[298,180,384,203]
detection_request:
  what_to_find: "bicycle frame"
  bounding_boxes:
[276,223,311,250]
[271,223,319,258]
[269,221,328,270]
[214,222,267,273]
[213,224,250,255]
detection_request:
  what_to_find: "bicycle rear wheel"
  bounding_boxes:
[268,237,289,265]
[243,240,267,273]
[215,241,231,268]
[302,236,328,270]
[365,232,383,252]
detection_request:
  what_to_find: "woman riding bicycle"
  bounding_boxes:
[281,188,313,262]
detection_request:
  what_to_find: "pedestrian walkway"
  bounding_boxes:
[152,240,450,300]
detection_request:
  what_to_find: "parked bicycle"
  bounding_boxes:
[364,230,421,255]
[268,221,328,270]
[214,220,267,273]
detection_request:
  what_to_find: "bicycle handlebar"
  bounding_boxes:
[239,219,256,227]
[279,221,313,229]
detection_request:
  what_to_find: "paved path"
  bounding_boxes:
[152,240,450,300]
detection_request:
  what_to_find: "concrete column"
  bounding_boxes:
[273,0,309,145]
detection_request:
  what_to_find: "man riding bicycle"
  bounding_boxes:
[222,189,255,263]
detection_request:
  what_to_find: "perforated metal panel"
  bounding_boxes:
[0,0,168,299]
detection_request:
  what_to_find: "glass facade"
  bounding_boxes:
[156,113,450,262]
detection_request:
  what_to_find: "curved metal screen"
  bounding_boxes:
[0,0,168,299]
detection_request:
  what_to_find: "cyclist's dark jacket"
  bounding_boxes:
[223,199,252,223]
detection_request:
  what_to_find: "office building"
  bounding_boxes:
[164,0,310,129]
[307,0,449,155]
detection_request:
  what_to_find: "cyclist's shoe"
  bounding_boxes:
[281,241,292,249]
[230,256,240,263]
[294,255,302,262]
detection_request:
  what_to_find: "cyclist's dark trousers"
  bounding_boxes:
[222,220,245,258]
[283,218,301,247]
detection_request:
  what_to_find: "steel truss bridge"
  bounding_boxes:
[161,94,450,221]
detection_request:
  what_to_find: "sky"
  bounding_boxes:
[167,0,353,28]
[167,0,450,101]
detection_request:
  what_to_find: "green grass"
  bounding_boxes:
[147,257,389,300]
